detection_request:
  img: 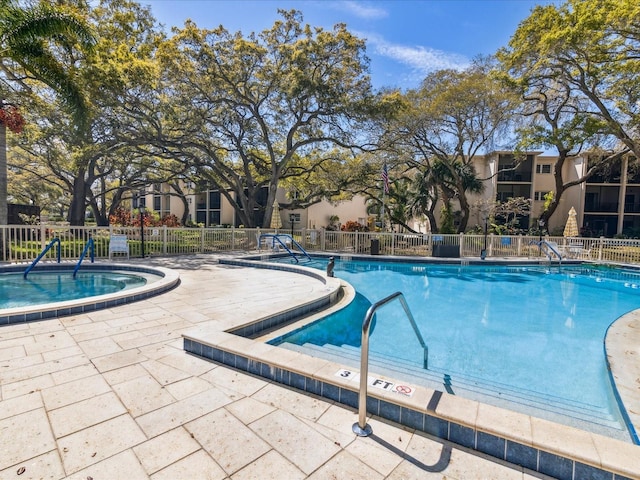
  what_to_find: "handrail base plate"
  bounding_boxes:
[352,422,373,437]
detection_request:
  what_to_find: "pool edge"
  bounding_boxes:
[0,262,179,325]
[182,257,640,480]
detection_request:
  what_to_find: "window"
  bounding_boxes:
[534,191,549,201]
[536,164,552,174]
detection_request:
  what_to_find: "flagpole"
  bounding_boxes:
[381,184,385,232]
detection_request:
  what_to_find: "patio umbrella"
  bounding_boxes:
[270,200,283,229]
[563,206,579,238]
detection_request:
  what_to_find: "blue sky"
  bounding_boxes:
[143,0,555,90]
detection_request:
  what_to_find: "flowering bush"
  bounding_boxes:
[341,220,368,232]
[109,207,181,227]
[0,105,26,134]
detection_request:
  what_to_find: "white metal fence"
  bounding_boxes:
[2,224,639,265]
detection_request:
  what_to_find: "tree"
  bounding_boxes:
[9,0,170,226]
[143,10,384,228]
[500,0,640,151]
[0,0,94,225]
[492,196,531,234]
[497,0,639,228]
[390,59,516,232]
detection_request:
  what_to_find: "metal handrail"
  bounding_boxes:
[352,291,426,437]
[23,237,61,279]
[259,233,311,263]
[531,240,563,262]
[73,237,95,278]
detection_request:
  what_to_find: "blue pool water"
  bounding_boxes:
[270,259,640,435]
[0,271,148,309]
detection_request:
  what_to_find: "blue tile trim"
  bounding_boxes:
[379,400,401,424]
[614,474,634,480]
[424,414,449,438]
[506,440,537,471]
[539,450,573,480]
[322,382,340,402]
[574,462,613,480]
[340,388,358,409]
[401,407,424,431]
[183,338,625,480]
[449,423,475,449]
[476,432,505,460]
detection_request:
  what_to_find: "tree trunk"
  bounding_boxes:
[67,176,88,226]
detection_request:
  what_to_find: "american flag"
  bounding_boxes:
[381,163,389,194]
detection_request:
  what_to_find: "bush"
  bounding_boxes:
[341,220,368,232]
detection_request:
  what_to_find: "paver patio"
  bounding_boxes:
[0,255,601,479]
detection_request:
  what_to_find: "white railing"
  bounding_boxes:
[2,224,640,265]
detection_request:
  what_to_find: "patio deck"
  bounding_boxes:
[0,254,638,479]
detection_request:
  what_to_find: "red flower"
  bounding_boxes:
[0,106,26,134]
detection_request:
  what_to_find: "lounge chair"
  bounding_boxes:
[109,234,129,260]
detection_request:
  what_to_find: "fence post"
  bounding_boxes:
[162,225,168,255]
[201,226,205,253]
[40,223,46,252]
[598,236,604,262]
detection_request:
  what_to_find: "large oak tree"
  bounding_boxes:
[144,10,384,227]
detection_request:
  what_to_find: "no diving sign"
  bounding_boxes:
[335,369,415,397]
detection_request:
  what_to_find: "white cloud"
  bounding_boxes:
[338,1,388,20]
[365,32,470,75]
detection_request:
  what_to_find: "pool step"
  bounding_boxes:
[281,341,624,435]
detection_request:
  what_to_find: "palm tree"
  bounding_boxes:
[0,0,95,225]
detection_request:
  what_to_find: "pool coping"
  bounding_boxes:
[0,262,180,325]
[182,256,639,480]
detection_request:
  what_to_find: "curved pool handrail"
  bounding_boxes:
[259,233,311,263]
[73,237,95,278]
[23,237,61,279]
[352,291,426,437]
[530,240,563,262]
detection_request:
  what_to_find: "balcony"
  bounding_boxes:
[584,202,619,213]
[497,172,532,182]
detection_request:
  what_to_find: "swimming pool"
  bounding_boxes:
[268,258,639,439]
[0,263,179,324]
[1,270,150,309]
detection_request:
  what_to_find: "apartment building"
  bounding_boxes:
[139,151,640,237]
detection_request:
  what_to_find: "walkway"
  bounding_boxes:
[0,255,606,479]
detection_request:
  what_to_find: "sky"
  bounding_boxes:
[142,0,556,91]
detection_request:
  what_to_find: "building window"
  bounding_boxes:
[534,191,549,201]
[536,164,552,174]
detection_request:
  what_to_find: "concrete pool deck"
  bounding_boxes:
[0,254,638,479]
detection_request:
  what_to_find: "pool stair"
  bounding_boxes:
[282,341,626,438]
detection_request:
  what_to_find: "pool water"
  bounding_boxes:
[0,271,148,309]
[270,259,640,435]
